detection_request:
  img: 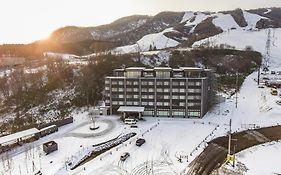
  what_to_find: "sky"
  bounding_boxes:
[0,0,280,44]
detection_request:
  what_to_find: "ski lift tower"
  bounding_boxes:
[263,28,272,72]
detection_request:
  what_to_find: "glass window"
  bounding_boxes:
[127,71,141,78]
[157,88,163,92]
[112,88,117,92]
[142,88,148,92]
[172,81,179,86]
[148,82,154,86]
[164,95,170,99]
[148,88,154,92]
[149,95,154,99]
[112,81,118,85]
[179,95,185,99]
[133,81,139,85]
[188,89,195,93]
[118,88,123,91]
[119,81,124,85]
[164,88,170,92]
[118,94,124,98]
[157,81,163,86]
[148,102,154,105]
[188,81,195,86]
[133,101,139,105]
[133,88,139,92]
[164,102,169,106]
[180,89,185,93]
[127,101,133,105]
[142,81,148,85]
[195,81,201,86]
[127,88,133,92]
[133,95,139,98]
[164,81,169,86]
[180,82,185,86]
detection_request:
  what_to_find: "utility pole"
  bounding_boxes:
[228,119,232,156]
[235,71,238,108]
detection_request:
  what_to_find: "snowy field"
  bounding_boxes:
[234,141,281,175]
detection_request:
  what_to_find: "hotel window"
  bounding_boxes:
[112,88,118,92]
[164,81,169,86]
[133,81,139,85]
[112,81,118,85]
[133,95,139,98]
[172,81,179,86]
[188,89,195,93]
[188,81,195,86]
[142,88,148,92]
[142,95,148,99]
[195,81,201,86]
[112,101,118,105]
[180,82,185,86]
[156,71,170,78]
[105,87,110,90]
[118,88,124,91]
[118,94,124,98]
[142,101,148,106]
[172,95,179,99]
[188,96,195,100]
[164,95,170,99]
[148,95,154,99]
[172,89,179,93]
[148,82,154,86]
[127,71,141,78]
[119,101,124,105]
[126,81,133,85]
[148,102,154,105]
[133,88,138,92]
[179,102,185,106]
[188,110,200,117]
[164,88,170,93]
[194,89,201,93]
[142,81,148,85]
[148,88,154,92]
[179,89,185,93]
[164,102,169,106]
[157,81,163,86]
[157,88,163,92]
[127,94,133,99]
[119,81,124,85]
[127,101,133,105]
[179,95,185,99]
[157,102,163,106]
[127,88,133,92]
[133,101,139,105]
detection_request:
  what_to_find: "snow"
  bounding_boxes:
[184,12,208,27]
[180,12,194,23]
[114,28,180,54]
[117,106,145,112]
[193,28,281,68]
[243,11,267,30]
[212,13,241,31]
[264,9,272,14]
[235,141,281,174]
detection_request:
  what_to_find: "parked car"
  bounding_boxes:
[136,138,145,146]
[120,152,130,161]
[124,118,136,125]
[130,124,138,128]
[276,100,281,106]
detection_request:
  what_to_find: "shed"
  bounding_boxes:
[43,141,58,155]
[0,128,40,146]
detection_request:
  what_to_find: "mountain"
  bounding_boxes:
[48,8,281,53]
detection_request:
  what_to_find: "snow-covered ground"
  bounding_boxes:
[193,28,281,68]
[233,141,281,175]
[1,67,281,175]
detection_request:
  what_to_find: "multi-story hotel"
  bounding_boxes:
[104,67,212,118]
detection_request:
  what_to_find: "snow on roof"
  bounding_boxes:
[154,67,172,71]
[39,125,57,132]
[125,67,145,71]
[0,128,40,145]
[179,67,203,71]
[117,106,145,113]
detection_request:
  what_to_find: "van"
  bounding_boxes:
[124,118,136,125]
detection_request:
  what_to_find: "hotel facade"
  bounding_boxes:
[104,67,212,118]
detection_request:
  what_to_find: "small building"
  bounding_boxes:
[0,128,40,147]
[43,141,58,155]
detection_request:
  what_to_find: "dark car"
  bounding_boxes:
[136,138,145,146]
[120,152,130,161]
